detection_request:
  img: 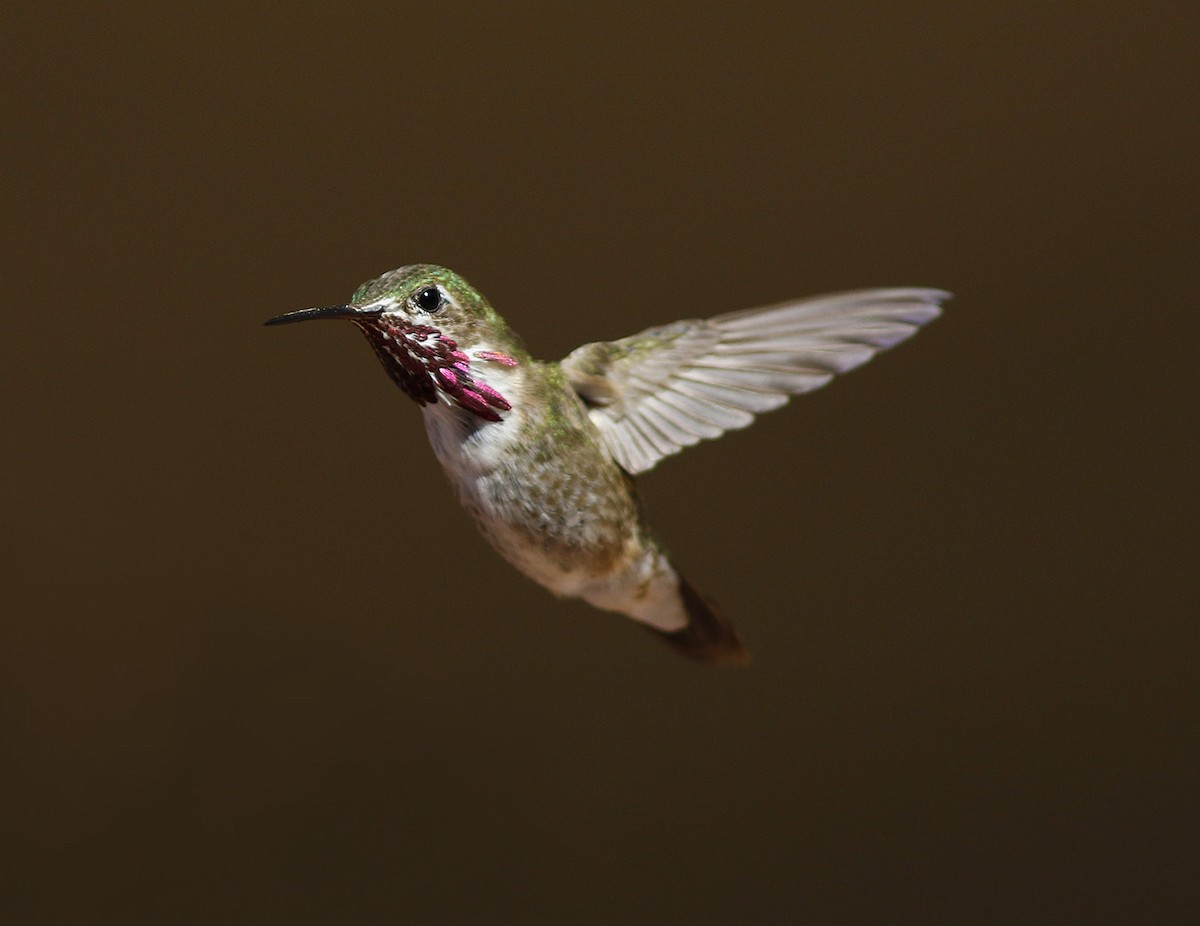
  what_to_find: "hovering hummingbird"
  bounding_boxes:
[266,265,947,665]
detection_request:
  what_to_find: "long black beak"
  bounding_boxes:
[263,304,383,326]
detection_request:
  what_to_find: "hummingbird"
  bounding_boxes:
[266,265,947,665]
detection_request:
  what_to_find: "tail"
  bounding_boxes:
[647,572,751,666]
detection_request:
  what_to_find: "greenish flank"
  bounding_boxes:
[515,364,605,473]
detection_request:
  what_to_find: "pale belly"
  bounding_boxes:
[422,390,643,598]
[455,460,640,595]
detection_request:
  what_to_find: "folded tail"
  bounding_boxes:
[646,572,750,666]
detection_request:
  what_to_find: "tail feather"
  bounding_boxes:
[648,572,750,666]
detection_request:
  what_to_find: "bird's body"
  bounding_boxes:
[267,265,947,664]
[421,360,684,634]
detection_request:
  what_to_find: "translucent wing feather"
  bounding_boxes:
[561,288,948,474]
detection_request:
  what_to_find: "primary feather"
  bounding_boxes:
[561,288,949,474]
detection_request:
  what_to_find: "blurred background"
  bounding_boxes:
[2,2,1196,922]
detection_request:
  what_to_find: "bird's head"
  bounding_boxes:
[266,265,525,422]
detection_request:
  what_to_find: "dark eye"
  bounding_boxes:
[414,286,444,313]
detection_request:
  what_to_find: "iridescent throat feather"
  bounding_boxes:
[356,320,513,422]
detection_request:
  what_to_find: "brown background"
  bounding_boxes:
[2,2,1196,923]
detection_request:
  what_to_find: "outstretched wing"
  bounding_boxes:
[561,288,948,474]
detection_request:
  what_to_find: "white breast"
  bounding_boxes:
[421,351,529,479]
